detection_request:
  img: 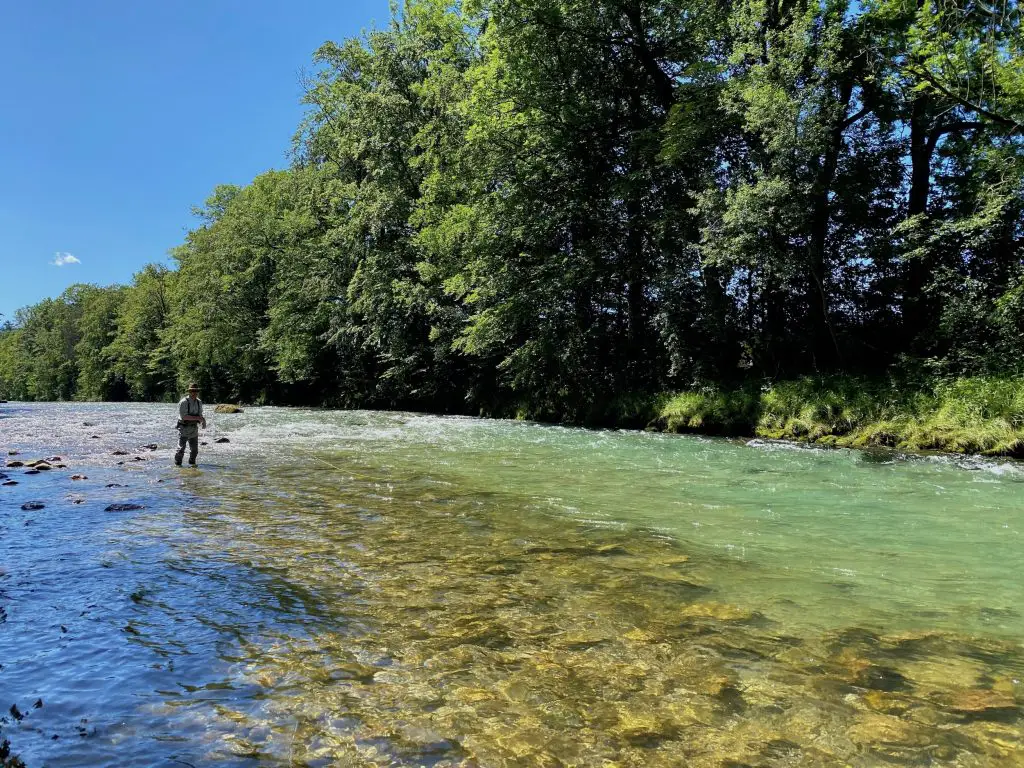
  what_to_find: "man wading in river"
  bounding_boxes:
[174,382,207,466]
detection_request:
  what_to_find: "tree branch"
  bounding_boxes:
[911,67,1024,134]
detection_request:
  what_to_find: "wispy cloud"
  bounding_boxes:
[52,252,81,267]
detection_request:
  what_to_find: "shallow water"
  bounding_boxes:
[1,402,1022,766]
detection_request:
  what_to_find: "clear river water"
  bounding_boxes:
[1,402,1022,766]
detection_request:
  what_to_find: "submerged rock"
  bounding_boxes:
[679,601,755,622]
[105,503,145,512]
[214,437,230,444]
[71,475,88,481]
[943,689,1019,718]
[214,404,244,414]
[21,502,45,511]
[2,480,17,486]
[847,713,931,746]
[5,461,24,468]
[111,450,128,456]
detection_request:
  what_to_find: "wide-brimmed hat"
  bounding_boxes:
[187,382,200,392]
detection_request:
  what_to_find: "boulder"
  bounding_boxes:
[214,437,230,443]
[214,404,244,414]
[5,460,24,468]
[21,502,45,511]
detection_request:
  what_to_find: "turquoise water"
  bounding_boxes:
[1,403,1022,766]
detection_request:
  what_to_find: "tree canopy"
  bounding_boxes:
[2,0,1022,422]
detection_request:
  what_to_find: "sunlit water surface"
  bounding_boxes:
[1,402,1022,766]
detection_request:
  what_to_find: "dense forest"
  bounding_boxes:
[2,0,1023,431]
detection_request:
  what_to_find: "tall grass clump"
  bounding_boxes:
[653,376,1024,457]
[657,386,761,435]
[898,377,1024,455]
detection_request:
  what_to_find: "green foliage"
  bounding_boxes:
[658,376,1024,456]
[2,0,1023,453]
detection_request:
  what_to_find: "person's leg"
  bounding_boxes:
[188,435,199,465]
[174,433,187,466]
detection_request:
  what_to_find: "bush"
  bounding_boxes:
[654,376,1024,457]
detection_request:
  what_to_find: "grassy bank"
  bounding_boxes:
[647,376,1024,457]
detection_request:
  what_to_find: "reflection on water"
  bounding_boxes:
[0,403,1022,766]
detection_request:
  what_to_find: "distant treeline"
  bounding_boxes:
[2,0,1023,423]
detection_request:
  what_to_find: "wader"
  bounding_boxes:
[175,397,202,466]
[175,424,199,466]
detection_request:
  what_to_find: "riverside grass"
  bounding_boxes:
[649,377,1024,457]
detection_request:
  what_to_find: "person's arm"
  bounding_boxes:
[180,400,204,423]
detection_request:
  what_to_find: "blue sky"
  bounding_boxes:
[0,0,391,321]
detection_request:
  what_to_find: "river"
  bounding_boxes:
[1,402,1022,766]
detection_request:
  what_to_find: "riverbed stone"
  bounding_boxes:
[215,404,244,413]
[105,503,145,512]
[6,460,24,467]
[847,712,931,746]
[900,656,984,692]
[942,688,1019,718]
[679,601,754,622]
[215,437,230,443]
[21,502,45,511]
